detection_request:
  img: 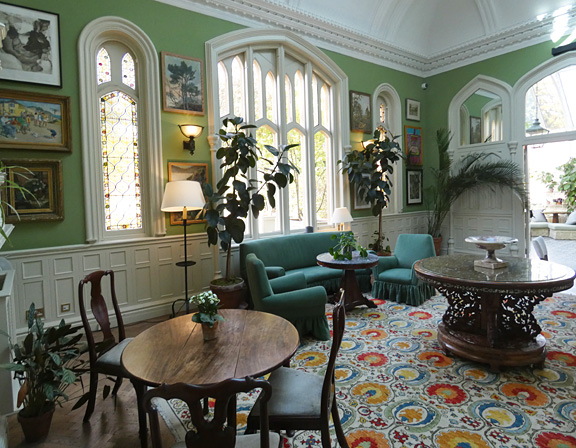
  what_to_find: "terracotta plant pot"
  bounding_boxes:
[201,321,219,341]
[17,405,55,443]
[433,237,442,256]
[210,279,248,309]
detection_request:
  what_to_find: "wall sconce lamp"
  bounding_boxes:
[179,124,204,156]
[332,207,353,231]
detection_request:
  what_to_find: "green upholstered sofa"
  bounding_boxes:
[239,232,373,295]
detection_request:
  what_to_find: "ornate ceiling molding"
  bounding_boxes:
[156,0,576,77]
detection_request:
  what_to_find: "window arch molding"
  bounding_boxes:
[78,16,164,243]
[448,75,513,153]
[513,52,576,146]
[371,83,403,213]
[205,28,350,213]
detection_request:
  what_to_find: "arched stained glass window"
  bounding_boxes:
[101,91,141,230]
[97,47,111,85]
[122,52,136,89]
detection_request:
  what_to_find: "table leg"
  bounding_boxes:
[131,378,148,448]
[340,270,376,311]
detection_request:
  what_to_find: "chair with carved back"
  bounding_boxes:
[246,289,349,448]
[78,269,134,422]
[143,376,282,448]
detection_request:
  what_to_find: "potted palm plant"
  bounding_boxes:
[0,303,86,442]
[339,126,402,255]
[426,128,528,254]
[203,116,299,307]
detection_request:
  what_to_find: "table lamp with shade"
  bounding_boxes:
[332,207,353,231]
[161,180,205,316]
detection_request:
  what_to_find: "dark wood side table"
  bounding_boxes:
[414,254,575,371]
[316,251,379,311]
[122,309,300,447]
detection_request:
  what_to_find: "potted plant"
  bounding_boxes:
[203,116,299,307]
[189,291,224,341]
[0,303,86,442]
[368,230,391,255]
[426,128,528,254]
[339,126,402,254]
[329,232,368,260]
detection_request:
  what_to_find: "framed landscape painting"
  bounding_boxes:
[167,162,208,225]
[0,2,61,87]
[2,159,64,222]
[161,52,205,115]
[350,91,372,134]
[0,89,71,152]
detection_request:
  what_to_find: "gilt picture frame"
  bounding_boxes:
[167,161,208,225]
[0,2,61,87]
[2,158,64,222]
[161,52,205,115]
[350,90,372,134]
[0,89,71,152]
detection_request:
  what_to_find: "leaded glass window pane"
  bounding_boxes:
[285,75,293,123]
[256,126,280,234]
[232,56,245,118]
[294,70,305,125]
[218,62,230,117]
[315,131,329,224]
[121,52,136,89]
[253,60,263,121]
[101,91,142,231]
[265,71,277,123]
[97,47,111,85]
[321,84,330,129]
[288,128,305,230]
[312,75,319,126]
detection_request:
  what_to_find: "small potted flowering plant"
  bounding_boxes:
[190,291,224,341]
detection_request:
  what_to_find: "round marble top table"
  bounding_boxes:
[414,254,575,371]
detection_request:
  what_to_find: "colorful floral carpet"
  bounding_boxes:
[156,294,576,448]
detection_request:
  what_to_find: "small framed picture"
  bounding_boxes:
[350,90,372,134]
[2,159,64,222]
[167,162,208,225]
[470,116,481,144]
[352,174,371,210]
[0,2,61,87]
[161,52,205,115]
[0,89,72,152]
[406,169,423,205]
[405,98,421,121]
[405,125,423,166]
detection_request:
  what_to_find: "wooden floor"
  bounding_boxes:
[7,317,177,448]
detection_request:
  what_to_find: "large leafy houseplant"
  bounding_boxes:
[426,128,528,239]
[0,303,86,440]
[339,126,402,253]
[203,116,299,283]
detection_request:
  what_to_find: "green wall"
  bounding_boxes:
[0,0,559,250]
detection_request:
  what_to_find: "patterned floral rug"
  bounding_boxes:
[156,294,576,448]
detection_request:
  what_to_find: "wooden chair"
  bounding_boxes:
[143,376,282,448]
[246,289,349,448]
[78,269,134,422]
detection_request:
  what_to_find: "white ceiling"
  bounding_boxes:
[158,0,576,76]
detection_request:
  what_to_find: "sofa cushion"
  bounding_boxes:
[531,209,548,222]
[566,211,576,225]
[378,268,413,285]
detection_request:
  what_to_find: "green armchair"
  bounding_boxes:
[372,233,436,306]
[245,253,330,340]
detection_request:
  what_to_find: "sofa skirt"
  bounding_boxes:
[372,281,435,306]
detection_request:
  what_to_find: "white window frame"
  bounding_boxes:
[205,29,349,235]
[78,17,164,243]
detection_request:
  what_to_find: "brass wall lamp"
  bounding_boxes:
[178,124,204,156]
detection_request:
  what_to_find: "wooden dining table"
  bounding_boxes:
[122,309,300,447]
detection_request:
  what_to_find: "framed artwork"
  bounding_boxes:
[352,174,371,210]
[349,90,372,134]
[167,162,208,225]
[406,169,423,205]
[470,116,481,144]
[406,98,421,121]
[161,52,205,115]
[0,2,61,87]
[405,125,423,166]
[2,159,63,222]
[0,89,71,152]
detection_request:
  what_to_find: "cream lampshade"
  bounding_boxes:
[332,207,353,231]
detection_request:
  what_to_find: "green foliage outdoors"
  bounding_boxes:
[0,303,87,417]
[426,128,528,238]
[329,232,368,261]
[203,116,299,281]
[557,158,576,212]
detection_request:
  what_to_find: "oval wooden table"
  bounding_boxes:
[316,251,379,311]
[122,309,300,447]
[414,254,575,371]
